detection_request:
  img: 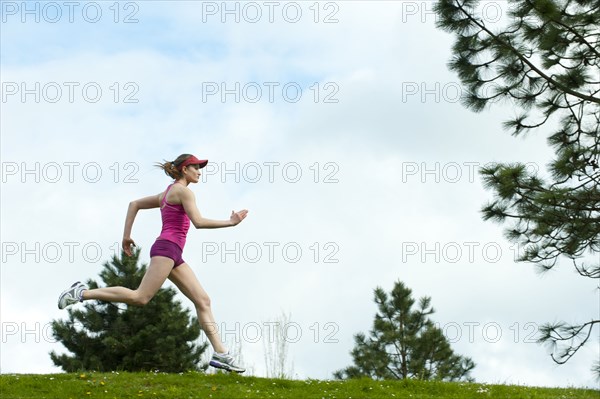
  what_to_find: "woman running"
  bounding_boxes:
[57,153,248,373]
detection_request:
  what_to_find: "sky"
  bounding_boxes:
[1,0,599,389]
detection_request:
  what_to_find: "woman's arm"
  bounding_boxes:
[180,188,248,229]
[122,194,161,255]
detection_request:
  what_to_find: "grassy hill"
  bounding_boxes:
[1,372,598,399]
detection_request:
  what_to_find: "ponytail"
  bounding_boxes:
[155,153,193,180]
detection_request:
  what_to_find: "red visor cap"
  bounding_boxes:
[179,155,208,170]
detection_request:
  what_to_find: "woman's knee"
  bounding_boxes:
[130,290,152,306]
[193,293,211,311]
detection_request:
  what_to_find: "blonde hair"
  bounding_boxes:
[155,154,193,179]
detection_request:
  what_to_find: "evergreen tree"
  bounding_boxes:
[334,281,475,381]
[434,0,599,375]
[50,248,207,372]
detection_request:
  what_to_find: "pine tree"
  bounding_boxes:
[334,281,475,381]
[434,0,599,376]
[50,248,207,372]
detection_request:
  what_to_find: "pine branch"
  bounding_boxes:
[452,0,599,104]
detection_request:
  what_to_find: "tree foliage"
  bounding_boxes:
[434,0,599,375]
[50,248,207,372]
[334,281,475,381]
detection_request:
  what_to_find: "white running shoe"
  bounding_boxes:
[209,352,246,373]
[58,281,88,309]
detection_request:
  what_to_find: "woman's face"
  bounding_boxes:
[182,164,201,183]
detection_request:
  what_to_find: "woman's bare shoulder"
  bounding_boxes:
[164,183,193,204]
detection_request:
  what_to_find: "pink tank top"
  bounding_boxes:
[157,183,191,250]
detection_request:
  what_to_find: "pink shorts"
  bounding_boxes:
[150,239,185,268]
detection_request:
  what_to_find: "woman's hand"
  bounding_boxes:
[122,237,136,256]
[230,209,249,226]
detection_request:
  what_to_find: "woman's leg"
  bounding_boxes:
[168,263,227,354]
[82,256,174,306]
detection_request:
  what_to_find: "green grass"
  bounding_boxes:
[1,372,598,399]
